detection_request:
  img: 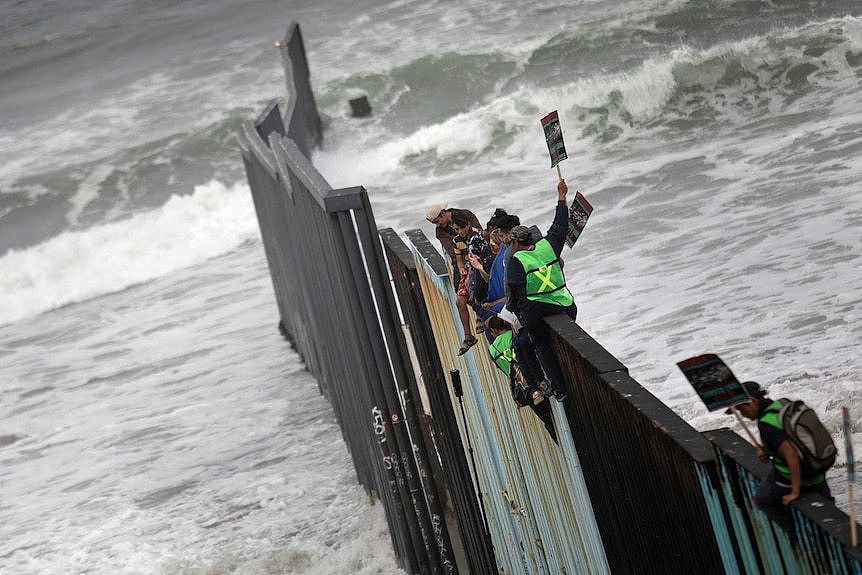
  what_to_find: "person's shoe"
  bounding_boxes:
[553,389,568,402]
[457,336,478,356]
[532,390,545,405]
[537,379,552,396]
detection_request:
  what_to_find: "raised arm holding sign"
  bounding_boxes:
[540,110,593,249]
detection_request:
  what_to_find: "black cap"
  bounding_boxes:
[725,381,767,414]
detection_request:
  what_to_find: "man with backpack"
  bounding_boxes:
[731,381,835,541]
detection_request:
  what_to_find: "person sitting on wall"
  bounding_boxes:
[731,381,834,543]
[426,202,483,355]
[505,179,577,402]
[452,212,495,342]
[487,315,557,443]
[470,228,506,314]
[483,208,513,246]
[476,211,521,315]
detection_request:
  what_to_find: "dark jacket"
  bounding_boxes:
[505,201,569,318]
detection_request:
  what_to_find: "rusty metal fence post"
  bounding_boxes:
[381,228,492,574]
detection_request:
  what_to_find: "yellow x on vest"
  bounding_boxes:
[534,265,558,292]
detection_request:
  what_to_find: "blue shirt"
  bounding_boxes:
[484,244,507,312]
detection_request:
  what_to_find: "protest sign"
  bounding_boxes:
[676,353,749,412]
[565,191,593,248]
[541,110,568,179]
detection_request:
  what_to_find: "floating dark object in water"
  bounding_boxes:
[349,95,372,118]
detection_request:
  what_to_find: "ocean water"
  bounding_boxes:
[1,0,861,572]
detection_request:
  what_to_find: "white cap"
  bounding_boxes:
[425,202,448,222]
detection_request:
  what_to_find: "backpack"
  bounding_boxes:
[776,399,837,477]
[508,362,532,407]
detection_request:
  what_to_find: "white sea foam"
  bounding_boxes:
[0,180,260,327]
[2,2,861,572]
[318,15,862,213]
[66,163,116,225]
[313,53,679,209]
[0,244,403,575]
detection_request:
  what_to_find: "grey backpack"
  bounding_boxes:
[777,399,837,477]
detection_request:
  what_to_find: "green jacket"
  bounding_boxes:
[512,238,574,307]
[759,400,825,486]
[489,330,516,376]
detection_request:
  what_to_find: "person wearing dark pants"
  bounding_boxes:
[515,301,576,399]
[505,179,577,401]
[487,316,557,443]
[733,381,834,542]
[755,469,832,536]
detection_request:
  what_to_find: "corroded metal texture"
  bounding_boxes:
[277,22,322,155]
[240,24,455,575]
[545,316,727,574]
[382,228,494,574]
[707,429,862,574]
[242,19,862,575]
[403,231,611,575]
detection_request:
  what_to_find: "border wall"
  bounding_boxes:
[239,22,862,574]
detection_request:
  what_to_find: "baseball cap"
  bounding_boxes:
[425,202,447,222]
[508,225,533,245]
[724,381,766,414]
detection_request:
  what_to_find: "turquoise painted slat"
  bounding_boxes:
[695,463,741,575]
[412,247,530,573]
[408,240,610,574]
[550,401,611,574]
[738,469,791,574]
[715,455,763,574]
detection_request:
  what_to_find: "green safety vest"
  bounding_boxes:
[760,400,825,486]
[512,238,574,307]
[488,330,516,376]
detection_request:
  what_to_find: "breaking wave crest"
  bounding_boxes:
[0,180,259,326]
[314,16,862,189]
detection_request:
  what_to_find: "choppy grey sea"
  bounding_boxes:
[1,0,861,572]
